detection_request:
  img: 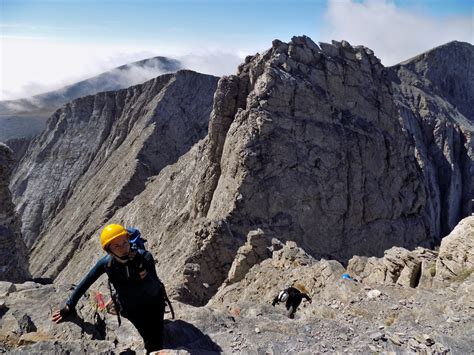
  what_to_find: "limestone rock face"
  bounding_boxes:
[0,144,30,282]
[391,41,474,239]
[202,37,429,263]
[435,216,474,282]
[77,36,430,306]
[11,70,219,278]
[37,37,471,307]
[226,229,271,284]
[347,247,438,288]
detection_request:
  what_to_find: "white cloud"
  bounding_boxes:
[0,37,251,101]
[321,0,473,65]
[178,51,244,78]
[0,37,155,100]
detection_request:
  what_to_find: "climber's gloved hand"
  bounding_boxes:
[52,305,76,323]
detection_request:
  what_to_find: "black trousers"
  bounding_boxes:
[286,297,303,318]
[123,302,165,353]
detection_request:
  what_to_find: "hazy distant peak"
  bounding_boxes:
[392,41,473,120]
[395,40,473,66]
[0,55,183,116]
[116,56,181,70]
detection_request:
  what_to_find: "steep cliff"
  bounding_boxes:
[0,143,30,282]
[391,41,473,239]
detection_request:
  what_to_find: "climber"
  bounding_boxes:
[272,286,312,319]
[52,224,166,353]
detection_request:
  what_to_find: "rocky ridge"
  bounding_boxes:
[0,56,183,141]
[94,36,438,305]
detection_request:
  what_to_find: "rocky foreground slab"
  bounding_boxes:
[1,217,472,354]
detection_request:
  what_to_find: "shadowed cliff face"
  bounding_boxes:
[11,37,472,308]
[391,41,474,240]
[0,143,30,282]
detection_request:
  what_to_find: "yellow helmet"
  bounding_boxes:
[100,224,128,250]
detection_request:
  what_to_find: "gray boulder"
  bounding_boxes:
[226,229,271,284]
[347,247,438,288]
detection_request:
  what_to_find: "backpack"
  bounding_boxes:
[127,227,147,251]
[106,227,175,325]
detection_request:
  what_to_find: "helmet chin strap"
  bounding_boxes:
[108,248,132,261]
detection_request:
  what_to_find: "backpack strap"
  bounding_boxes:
[104,255,122,326]
[160,281,175,319]
[107,280,121,326]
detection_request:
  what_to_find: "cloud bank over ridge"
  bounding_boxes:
[321,0,473,65]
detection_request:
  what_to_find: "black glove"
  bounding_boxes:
[60,305,76,319]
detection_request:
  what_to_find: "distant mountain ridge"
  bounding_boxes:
[394,40,473,122]
[0,56,183,141]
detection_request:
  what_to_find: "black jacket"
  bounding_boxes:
[66,250,163,312]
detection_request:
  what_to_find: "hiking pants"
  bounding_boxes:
[123,302,165,353]
[286,297,303,318]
